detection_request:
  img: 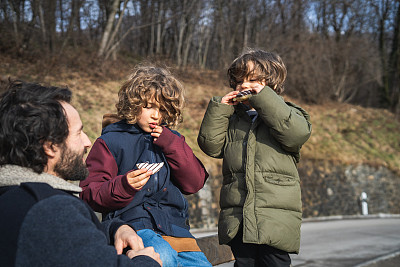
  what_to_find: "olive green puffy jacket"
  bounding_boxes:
[197,86,312,253]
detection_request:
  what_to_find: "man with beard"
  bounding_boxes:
[0,80,162,267]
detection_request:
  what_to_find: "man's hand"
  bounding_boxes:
[114,225,144,254]
[127,168,152,190]
[126,247,162,266]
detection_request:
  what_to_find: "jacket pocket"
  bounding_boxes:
[255,173,302,212]
[263,173,296,186]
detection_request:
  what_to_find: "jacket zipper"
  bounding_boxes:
[149,139,158,192]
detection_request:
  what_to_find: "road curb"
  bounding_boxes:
[192,213,400,233]
[302,213,400,223]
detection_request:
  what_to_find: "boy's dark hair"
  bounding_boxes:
[228,48,287,95]
[116,65,185,127]
[0,80,72,173]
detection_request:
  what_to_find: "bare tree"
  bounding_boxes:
[7,0,23,49]
[97,0,121,58]
[0,0,399,111]
[61,0,84,50]
[370,0,400,111]
[155,0,164,54]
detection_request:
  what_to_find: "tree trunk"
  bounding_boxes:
[98,0,120,58]
[38,1,47,47]
[200,28,212,69]
[104,0,128,54]
[176,15,186,66]
[156,0,164,54]
[243,6,249,50]
[182,23,194,68]
[388,2,400,111]
[61,0,83,49]
[8,0,21,49]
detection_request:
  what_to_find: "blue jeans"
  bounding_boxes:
[137,229,212,267]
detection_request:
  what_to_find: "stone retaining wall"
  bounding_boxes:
[299,160,400,218]
[187,159,400,229]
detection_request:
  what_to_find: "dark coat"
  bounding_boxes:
[80,120,208,238]
[0,164,160,267]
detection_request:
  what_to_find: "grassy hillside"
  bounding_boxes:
[1,53,399,176]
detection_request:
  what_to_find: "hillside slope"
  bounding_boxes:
[1,53,399,176]
[180,71,400,177]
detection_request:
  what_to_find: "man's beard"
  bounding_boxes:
[54,145,89,181]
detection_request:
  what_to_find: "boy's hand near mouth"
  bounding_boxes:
[150,124,163,141]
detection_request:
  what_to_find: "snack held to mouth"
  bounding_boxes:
[136,162,164,174]
[233,90,253,102]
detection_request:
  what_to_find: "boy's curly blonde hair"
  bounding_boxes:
[116,65,185,127]
[228,48,287,95]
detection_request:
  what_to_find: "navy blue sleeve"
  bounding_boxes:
[16,195,160,267]
[101,217,135,245]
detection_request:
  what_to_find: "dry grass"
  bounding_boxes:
[1,52,399,176]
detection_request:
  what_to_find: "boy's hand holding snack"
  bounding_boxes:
[127,168,153,190]
[222,80,265,105]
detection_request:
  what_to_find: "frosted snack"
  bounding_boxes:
[136,162,164,174]
[233,90,253,102]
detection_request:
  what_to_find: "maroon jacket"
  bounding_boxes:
[80,124,208,214]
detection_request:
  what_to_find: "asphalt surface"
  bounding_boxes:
[291,216,400,267]
[194,215,400,267]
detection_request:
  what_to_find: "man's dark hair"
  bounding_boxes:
[0,80,72,173]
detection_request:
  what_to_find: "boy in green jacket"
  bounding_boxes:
[197,49,312,267]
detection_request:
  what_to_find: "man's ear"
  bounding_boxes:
[43,141,59,158]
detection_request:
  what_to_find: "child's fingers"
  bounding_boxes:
[151,125,162,135]
[151,132,160,139]
[222,91,239,105]
[127,168,148,178]
[151,125,163,141]
[127,169,152,190]
[129,175,151,190]
[151,126,163,134]
[229,90,239,96]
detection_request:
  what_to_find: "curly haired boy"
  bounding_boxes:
[80,65,211,267]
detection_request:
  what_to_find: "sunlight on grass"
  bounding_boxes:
[302,104,400,175]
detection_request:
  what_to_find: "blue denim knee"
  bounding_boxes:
[137,229,178,267]
[177,251,212,267]
[137,229,212,267]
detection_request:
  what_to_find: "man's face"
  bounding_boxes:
[54,103,91,181]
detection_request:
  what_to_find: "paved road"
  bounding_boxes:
[197,216,400,267]
[291,217,400,267]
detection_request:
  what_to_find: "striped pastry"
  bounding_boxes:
[233,89,253,102]
[136,162,164,174]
